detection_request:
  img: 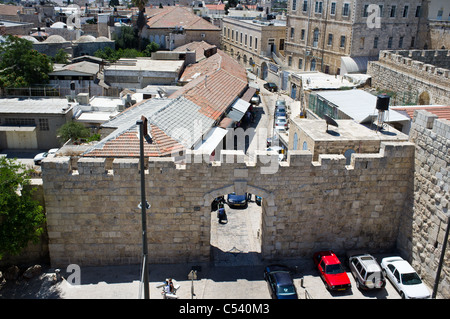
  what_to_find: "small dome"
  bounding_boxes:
[50,21,67,29]
[21,35,39,43]
[44,35,67,43]
[76,35,96,43]
[95,36,113,42]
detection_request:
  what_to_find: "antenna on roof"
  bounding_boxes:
[324,114,338,134]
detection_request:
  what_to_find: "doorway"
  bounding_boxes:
[209,193,263,266]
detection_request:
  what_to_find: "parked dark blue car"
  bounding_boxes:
[264,265,298,299]
[227,192,248,207]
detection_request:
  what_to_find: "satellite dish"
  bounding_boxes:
[324,114,338,133]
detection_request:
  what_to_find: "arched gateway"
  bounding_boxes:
[203,182,277,261]
[42,145,415,267]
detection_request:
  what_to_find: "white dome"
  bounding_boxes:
[50,21,67,29]
[76,35,96,43]
[44,35,67,43]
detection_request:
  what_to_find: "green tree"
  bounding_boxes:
[57,121,90,143]
[53,48,69,64]
[132,0,148,50]
[114,25,139,50]
[143,42,159,57]
[0,35,53,88]
[0,157,45,260]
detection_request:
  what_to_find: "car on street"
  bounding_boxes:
[348,253,386,290]
[255,195,262,206]
[227,192,248,207]
[275,99,286,108]
[313,250,352,291]
[263,82,278,92]
[275,116,288,129]
[380,256,431,299]
[264,264,298,299]
[34,148,58,165]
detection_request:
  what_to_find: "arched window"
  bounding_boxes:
[302,141,308,150]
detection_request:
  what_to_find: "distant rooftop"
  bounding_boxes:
[392,105,450,121]
[293,72,356,90]
[292,118,409,142]
[105,58,184,72]
[314,89,410,124]
[0,98,74,114]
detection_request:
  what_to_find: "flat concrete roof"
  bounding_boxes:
[0,98,75,114]
[292,118,409,142]
[105,58,185,72]
[314,89,411,123]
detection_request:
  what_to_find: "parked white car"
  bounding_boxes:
[380,256,431,299]
[34,148,58,165]
[275,116,288,129]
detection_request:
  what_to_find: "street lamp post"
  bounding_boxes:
[137,119,150,299]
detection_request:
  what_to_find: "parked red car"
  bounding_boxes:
[313,250,351,291]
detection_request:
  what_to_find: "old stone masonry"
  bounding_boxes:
[42,142,415,265]
[41,110,449,298]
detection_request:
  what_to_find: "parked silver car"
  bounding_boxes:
[348,253,386,290]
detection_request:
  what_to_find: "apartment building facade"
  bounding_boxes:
[221,17,286,80]
[285,0,424,75]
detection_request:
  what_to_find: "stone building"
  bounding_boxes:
[288,118,409,162]
[103,57,185,90]
[221,17,287,81]
[0,98,74,150]
[284,0,424,75]
[141,6,221,50]
[417,0,450,50]
[367,49,450,106]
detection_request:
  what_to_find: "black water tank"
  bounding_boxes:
[376,94,390,111]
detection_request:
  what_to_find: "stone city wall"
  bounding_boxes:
[368,50,450,105]
[398,110,450,298]
[41,141,415,268]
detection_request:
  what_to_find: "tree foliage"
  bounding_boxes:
[0,35,53,88]
[52,48,70,64]
[94,42,159,61]
[57,121,91,143]
[0,157,45,260]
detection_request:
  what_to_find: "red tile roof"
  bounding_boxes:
[84,44,248,158]
[146,6,220,30]
[171,49,248,120]
[205,4,225,11]
[174,41,217,62]
[392,106,450,121]
[86,124,184,158]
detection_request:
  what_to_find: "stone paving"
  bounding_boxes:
[210,200,263,266]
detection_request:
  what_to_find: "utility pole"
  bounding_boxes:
[137,119,150,299]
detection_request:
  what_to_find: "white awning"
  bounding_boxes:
[227,98,250,122]
[194,127,228,155]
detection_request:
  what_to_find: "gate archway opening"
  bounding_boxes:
[204,184,275,265]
